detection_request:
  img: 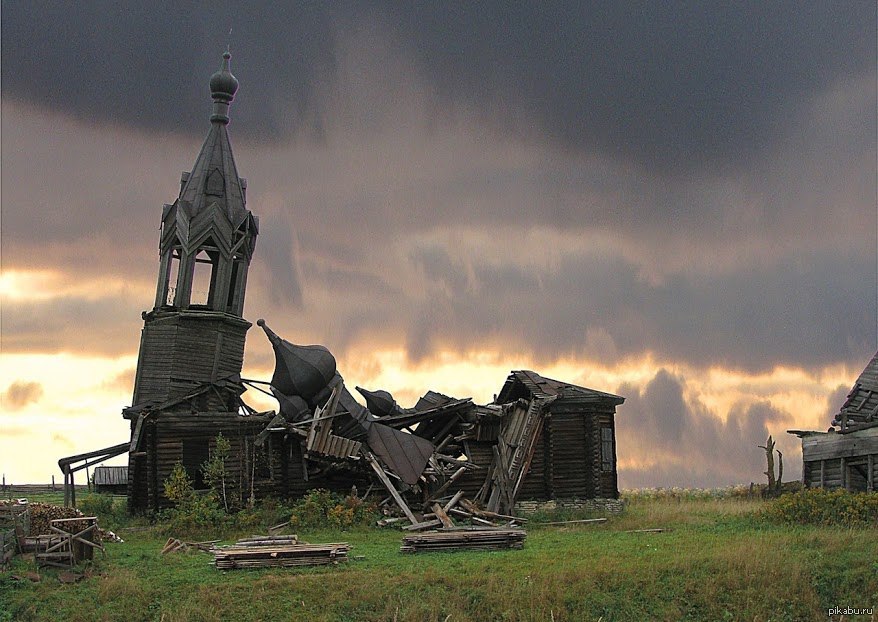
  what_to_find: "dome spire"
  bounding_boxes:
[210,49,239,124]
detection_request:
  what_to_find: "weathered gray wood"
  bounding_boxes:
[802,431,878,461]
[869,454,874,491]
[366,452,417,525]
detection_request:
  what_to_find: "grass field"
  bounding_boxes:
[1,493,876,622]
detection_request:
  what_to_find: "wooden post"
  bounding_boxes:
[366,453,417,525]
[820,460,825,488]
[868,455,874,492]
[840,457,847,491]
[51,475,55,491]
[70,470,76,509]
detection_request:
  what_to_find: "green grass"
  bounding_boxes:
[1,496,876,622]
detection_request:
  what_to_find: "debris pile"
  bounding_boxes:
[243,322,590,526]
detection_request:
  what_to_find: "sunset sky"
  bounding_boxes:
[1,2,876,488]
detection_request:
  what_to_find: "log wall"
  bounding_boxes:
[132,310,250,407]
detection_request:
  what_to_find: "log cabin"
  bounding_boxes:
[789,351,878,492]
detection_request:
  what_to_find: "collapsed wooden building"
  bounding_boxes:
[788,351,878,492]
[59,53,626,520]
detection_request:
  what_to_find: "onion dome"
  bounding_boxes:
[258,319,338,401]
[210,51,239,123]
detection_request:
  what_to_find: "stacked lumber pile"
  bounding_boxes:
[226,534,299,548]
[213,535,349,569]
[400,528,526,554]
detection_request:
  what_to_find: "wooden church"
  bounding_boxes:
[105,53,626,515]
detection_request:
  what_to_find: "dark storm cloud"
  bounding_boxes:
[615,370,794,488]
[396,245,875,372]
[2,2,873,173]
[0,1,338,141]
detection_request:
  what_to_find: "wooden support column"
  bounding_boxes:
[70,470,76,509]
[840,457,847,491]
[819,460,825,488]
[366,453,417,525]
[868,454,874,492]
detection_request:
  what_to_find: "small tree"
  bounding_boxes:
[202,433,231,512]
[164,462,195,506]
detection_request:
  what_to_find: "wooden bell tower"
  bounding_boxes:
[125,52,261,511]
[130,51,259,409]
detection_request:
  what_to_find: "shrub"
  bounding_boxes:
[289,489,379,529]
[760,488,878,527]
[163,463,195,505]
[157,493,230,537]
[159,462,230,536]
[78,494,128,528]
[201,433,232,512]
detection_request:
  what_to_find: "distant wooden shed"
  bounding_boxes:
[789,351,878,492]
[93,466,128,494]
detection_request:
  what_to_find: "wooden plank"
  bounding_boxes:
[432,504,455,529]
[443,490,465,513]
[366,453,418,525]
[424,467,467,508]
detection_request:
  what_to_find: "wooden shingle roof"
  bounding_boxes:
[496,370,624,406]
[835,350,878,431]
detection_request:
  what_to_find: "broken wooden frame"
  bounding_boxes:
[57,444,129,508]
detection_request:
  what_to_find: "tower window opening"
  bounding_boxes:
[191,249,217,307]
[164,250,181,306]
[226,257,243,313]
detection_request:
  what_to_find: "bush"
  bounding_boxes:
[760,488,878,527]
[78,494,128,529]
[157,494,230,537]
[158,462,230,537]
[289,489,379,529]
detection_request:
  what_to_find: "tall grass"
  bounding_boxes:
[2,493,875,622]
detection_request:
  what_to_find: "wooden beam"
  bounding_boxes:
[443,490,465,513]
[431,503,455,529]
[366,453,417,525]
[868,454,874,492]
[424,467,467,508]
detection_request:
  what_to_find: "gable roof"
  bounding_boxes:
[834,350,878,430]
[496,370,625,406]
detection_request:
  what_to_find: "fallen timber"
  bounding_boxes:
[213,542,350,570]
[400,528,526,554]
[212,534,348,570]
